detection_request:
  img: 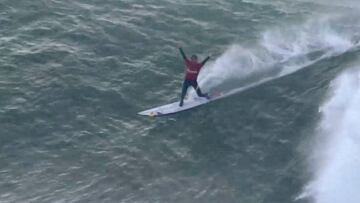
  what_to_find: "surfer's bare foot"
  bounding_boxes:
[179,101,183,107]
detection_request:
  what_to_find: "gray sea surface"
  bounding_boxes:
[1,0,360,202]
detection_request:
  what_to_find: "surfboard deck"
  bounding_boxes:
[138,92,223,117]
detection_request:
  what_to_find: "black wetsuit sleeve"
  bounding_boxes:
[179,48,187,61]
[201,56,210,65]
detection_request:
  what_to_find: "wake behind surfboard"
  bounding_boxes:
[138,92,223,117]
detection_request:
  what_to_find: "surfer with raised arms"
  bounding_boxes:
[178,47,210,107]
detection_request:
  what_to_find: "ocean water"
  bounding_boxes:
[1,0,360,202]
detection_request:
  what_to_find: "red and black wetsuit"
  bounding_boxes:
[184,59,204,81]
[179,48,210,106]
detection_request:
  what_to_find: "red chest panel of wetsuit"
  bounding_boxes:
[185,60,204,81]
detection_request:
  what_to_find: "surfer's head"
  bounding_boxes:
[191,55,198,61]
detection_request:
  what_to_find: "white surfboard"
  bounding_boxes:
[138,92,223,117]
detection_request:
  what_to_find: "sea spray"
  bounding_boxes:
[196,16,356,98]
[302,68,360,203]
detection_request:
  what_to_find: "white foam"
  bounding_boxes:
[196,16,356,98]
[302,69,360,203]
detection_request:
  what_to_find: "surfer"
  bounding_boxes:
[179,47,210,107]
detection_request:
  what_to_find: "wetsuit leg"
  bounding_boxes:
[179,80,190,106]
[190,80,208,98]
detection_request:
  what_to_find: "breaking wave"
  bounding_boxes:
[197,14,359,98]
[301,66,360,203]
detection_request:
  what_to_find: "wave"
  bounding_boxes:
[299,66,360,203]
[194,14,360,98]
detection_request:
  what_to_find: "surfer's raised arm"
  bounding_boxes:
[179,47,188,61]
[201,56,210,65]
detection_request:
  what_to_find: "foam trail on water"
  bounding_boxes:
[300,68,360,203]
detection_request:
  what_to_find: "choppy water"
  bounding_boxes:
[1,0,360,202]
